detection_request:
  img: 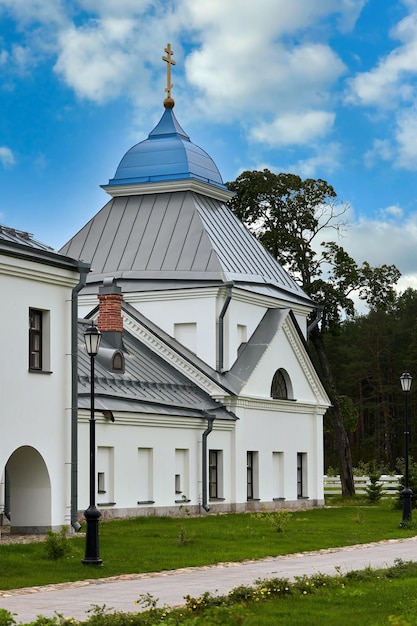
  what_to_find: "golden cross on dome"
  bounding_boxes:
[162,43,176,106]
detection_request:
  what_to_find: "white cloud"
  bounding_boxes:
[0,146,15,166]
[288,142,342,177]
[184,2,346,120]
[397,272,417,294]
[251,111,335,147]
[77,0,156,15]
[347,5,417,108]
[395,107,417,168]
[0,0,368,179]
[312,202,417,314]
[335,0,368,32]
[0,0,67,25]
[0,0,352,131]
[341,211,417,278]
[379,204,404,219]
[364,138,393,167]
[54,19,139,102]
[345,4,417,174]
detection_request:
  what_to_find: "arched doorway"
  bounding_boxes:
[5,446,51,534]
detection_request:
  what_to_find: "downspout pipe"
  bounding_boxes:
[307,307,323,338]
[218,282,233,372]
[71,262,90,532]
[202,414,215,512]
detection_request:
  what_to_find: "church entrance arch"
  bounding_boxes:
[5,446,51,534]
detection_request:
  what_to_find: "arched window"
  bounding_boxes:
[112,351,124,372]
[271,369,288,399]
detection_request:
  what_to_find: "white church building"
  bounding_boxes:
[0,226,89,533]
[1,48,330,533]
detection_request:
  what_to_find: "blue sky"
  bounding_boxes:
[2,0,417,297]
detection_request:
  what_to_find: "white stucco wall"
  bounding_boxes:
[77,413,235,515]
[0,255,79,531]
[76,285,328,520]
[232,403,324,504]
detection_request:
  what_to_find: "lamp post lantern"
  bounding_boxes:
[82,323,103,565]
[400,371,413,526]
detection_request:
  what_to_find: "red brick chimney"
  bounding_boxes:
[98,278,123,339]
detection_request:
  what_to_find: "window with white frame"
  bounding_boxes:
[271,368,295,400]
[175,449,189,500]
[209,450,223,499]
[97,447,114,504]
[297,452,308,498]
[29,308,50,372]
[247,451,259,500]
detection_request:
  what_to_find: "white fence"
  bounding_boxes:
[324,475,401,497]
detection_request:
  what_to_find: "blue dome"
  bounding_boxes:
[108,107,226,189]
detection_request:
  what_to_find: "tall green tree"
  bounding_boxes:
[326,288,417,468]
[227,169,400,496]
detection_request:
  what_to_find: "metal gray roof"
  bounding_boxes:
[0,223,88,273]
[121,300,237,394]
[0,224,54,251]
[60,191,311,304]
[78,319,235,420]
[223,308,315,394]
[224,308,292,393]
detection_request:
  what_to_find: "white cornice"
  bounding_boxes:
[0,260,79,287]
[125,287,220,303]
[282,317,330,407]
[79,412,235,430]
[220,394,328,414]
[228,288,311,316]
[123,311,228,397]
[114,285,311,317]
[101,179,234,202]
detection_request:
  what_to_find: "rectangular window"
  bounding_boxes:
[29,308,50,372]
[97,472,106,494]
[175,449,189,499]
[209,450,223,499]
[297,452,308,498]
[247,451,259,500]
[29,309,42,370]
[97,447,114,503]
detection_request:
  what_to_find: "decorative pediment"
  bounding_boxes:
[226,309,330,409]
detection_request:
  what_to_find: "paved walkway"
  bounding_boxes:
[1,537,417,624]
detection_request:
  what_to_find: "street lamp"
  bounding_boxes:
[400,371,413,526]
[82,323,102,565]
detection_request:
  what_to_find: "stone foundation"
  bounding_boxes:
[78,499,324,521]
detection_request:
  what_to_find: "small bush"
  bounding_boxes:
[251,508,292,533]
[325,465,338,477]
[0,609,16,626]
[43,527,71,560]
[366,472,385,503]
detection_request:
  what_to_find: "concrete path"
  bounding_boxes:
[1,537,417,624]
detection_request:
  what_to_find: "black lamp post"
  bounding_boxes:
[400,371,413,526]
[82,323,103,565]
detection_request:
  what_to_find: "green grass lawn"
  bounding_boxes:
[0,499,415,591]
[241,570,417,626]
[4,560,417,625]
[1,500,417,625]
